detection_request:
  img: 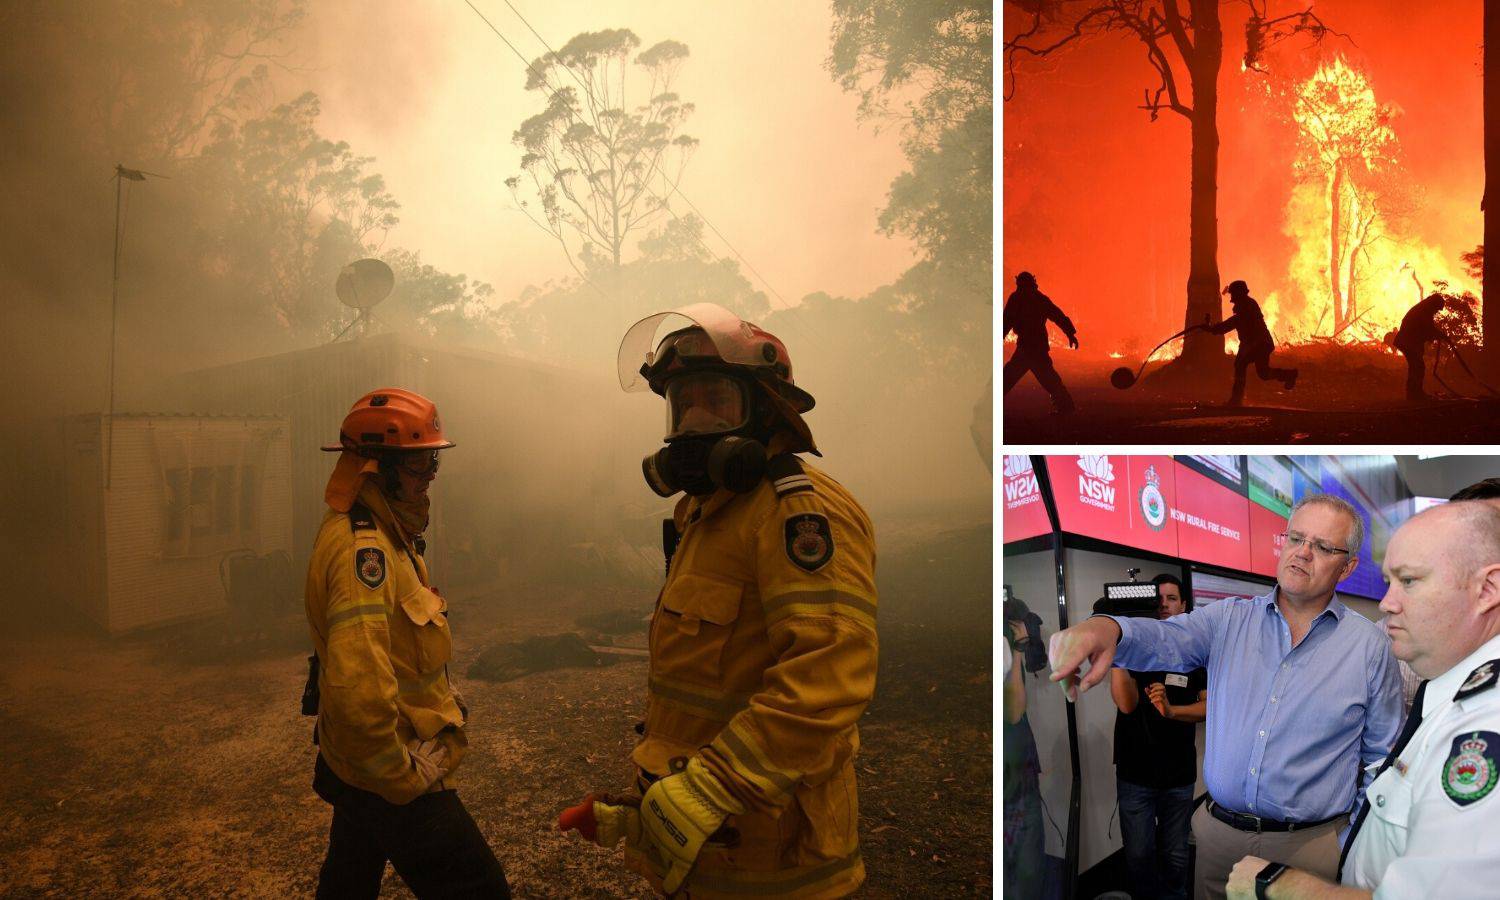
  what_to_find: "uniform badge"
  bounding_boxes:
[785,513,834,572]
[1456,660,1500,701]
[1442,731,1500,807]
[356,547,387,589]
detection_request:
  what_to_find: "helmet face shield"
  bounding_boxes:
[617,303,775,393]
[665,373,750,439]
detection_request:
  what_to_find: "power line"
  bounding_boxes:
[463,0,799,315]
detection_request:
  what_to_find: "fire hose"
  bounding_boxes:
[1431,339,1500,400]
[1110,325,1208,390]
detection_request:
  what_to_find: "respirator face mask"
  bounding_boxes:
[642,372,769,497]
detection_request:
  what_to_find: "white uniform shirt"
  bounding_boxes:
[1343,633,1500,898]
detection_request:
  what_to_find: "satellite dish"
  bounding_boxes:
[336,258,395,310]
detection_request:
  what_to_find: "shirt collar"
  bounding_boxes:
[1260,586,1347,622]
[1426,632,1500,711]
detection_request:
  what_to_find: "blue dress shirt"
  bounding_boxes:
[1109,588,1403,823]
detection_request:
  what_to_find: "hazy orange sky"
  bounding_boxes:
[293,0,916,307]
[1004,0,1483,348]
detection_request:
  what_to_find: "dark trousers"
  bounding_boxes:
[1003,787,1046,899]
[1229,349,1293,404]
[1400,344,1426,398]
[313,754,510,899]
[1003,347,1075,412]
[1117,778,1193,900]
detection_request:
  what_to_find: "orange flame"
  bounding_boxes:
[1264,57,1478,345]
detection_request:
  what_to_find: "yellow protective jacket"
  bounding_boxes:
[628,454,879,899]
[304,481,466,804]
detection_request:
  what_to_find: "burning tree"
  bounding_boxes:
[1291,58,1410,337]
[1004,1,1338,366]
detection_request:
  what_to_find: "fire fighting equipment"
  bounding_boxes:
[623,448,878,898]
[1224,280,1250,296]
[638,756,747,895]
[619,304,819,455]
[642,435,768,498]
[305,479,465,805]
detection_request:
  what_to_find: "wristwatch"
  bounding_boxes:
[1255,861,1288,900]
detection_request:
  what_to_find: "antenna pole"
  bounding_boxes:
[106,167,124,489]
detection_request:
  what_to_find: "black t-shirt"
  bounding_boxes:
[1113,667,1208,789]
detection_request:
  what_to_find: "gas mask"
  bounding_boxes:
[642,372,770,497]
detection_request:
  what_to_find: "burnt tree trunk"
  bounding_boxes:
[1486,0,1497,355]
[1329,163,1346,330]
[1181,0,1225,364]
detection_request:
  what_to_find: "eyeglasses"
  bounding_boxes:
[1278,531,1350,558]
[395,450,441,477]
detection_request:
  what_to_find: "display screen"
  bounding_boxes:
[1172,463,1252,573]
[1248,456,1295,517]
[1247,502,1288,578]
[1312,469,1386,600]
[1045,455,1178,555]
[1038,454,1409,595]
[1178,455,1247,493]
[1002,455,1052,544]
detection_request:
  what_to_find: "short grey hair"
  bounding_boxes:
[1289,493,1365,555]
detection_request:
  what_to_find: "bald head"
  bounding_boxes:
[1381,501,1500,678]
[1420,501,1500,583]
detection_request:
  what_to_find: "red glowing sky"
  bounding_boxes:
[1003,0,1483,350]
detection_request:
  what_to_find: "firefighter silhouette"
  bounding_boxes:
[1002,272,1078,414]
[1206,281,1298,407]
[1394,293,1447,401]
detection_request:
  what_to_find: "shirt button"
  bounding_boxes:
[1250,767,1257,775]
[1376,795,1386,808]
[1259,730,1266,738]
[1271,697,1278,703]
[1282,664,1289,670]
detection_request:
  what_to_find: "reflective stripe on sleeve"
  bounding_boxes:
[648,674,756,723]
[327,602,389,632]
[761,588,877,630]
[712,720,801,798]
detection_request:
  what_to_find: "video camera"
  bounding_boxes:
[1093,568,1162,619]
[1002,584,1048,674]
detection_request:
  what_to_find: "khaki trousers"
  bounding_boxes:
[1191,801,1346,900]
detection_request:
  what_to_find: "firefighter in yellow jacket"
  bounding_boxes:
[304,388,510,898]
[559,304,879,898]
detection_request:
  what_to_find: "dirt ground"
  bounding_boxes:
[0,520,991,898]
[1004,343,1500,443]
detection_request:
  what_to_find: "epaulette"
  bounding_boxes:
[1456,659,1500,702]
[767,453,814,498]
[347,502,377,533]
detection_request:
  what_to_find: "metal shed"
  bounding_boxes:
[63,413,292,633]
[146,333,661,589]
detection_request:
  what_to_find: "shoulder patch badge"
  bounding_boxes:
[356,547,387,590]
[1456,659,1500,701]
[1442,731,1500,808]
[785,513,834,572]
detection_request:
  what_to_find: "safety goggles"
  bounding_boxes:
[665,373,750,439]
[394,449,441,477]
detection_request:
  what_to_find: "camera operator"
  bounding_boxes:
[1004,593,1046,899]
[1108,574,1208,900]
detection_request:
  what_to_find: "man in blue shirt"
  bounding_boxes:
[1050,494,1404,899]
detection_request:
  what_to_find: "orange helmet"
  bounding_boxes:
[321,388,456,454]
